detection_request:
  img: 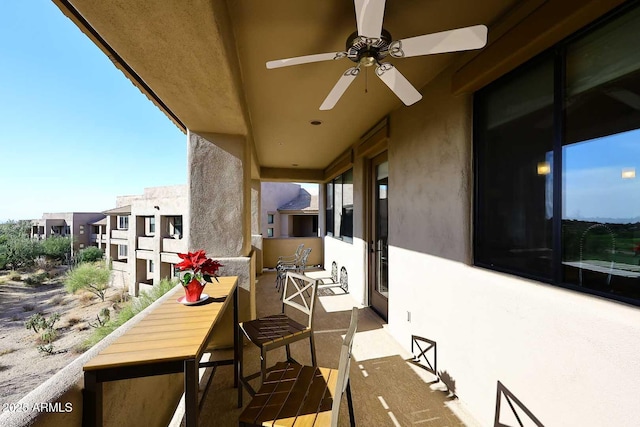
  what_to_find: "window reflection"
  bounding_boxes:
[475,2,640,303]
[562,131,640,296]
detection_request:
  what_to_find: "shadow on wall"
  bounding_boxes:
[438,370,457,397]
[407,335,457,397]
[494,381,545,427]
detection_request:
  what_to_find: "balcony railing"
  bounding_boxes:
[137,236,155,250]
[0,270,464,427]
[111,229,128,240]
[112,260,128,271]
[162,236,186,254]
[262,237,323,269]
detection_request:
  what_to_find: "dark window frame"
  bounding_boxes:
[473,0,640,307]
[118,215,129,230]
[325,169,354,243]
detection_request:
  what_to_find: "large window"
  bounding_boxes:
[326,181,334,235]
[475,3,640,304]
[118,215,129,230]
[118,244,128,258]
[168,216,182,238]
[325,169,353,242]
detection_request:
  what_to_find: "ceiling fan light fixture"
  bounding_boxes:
[359,55,377,67]
[266,1,488,110]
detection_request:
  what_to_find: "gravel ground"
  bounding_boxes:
[0,269,120,407]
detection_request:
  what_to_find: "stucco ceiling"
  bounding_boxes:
[61,0,516,174]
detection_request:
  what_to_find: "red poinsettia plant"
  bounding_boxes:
[176,250,223,287]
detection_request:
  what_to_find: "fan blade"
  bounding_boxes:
[375,63,422,106]
[354,0,386,39]
[320,67,360,110]
[267,52,347,69]
[389,25,488,58]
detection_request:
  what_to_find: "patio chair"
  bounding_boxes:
[276,247,312,293]
[238,271,320,403]
[238,307,358,427]
[277,243,305,266]
[274,243,304,289]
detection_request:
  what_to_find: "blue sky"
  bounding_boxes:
[564,130,640,221]
[0,1,186,221]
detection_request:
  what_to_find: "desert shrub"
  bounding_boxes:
[65,262,111,301]
[89,307,111,328]
[41,236,71,261]
[79,278,177,351]
[7,271,21,281]
[79,292,94,305]
[133,278,177,311]
[25,312,61,355]
[0,235,42,269]
[50,295,64,305]
[39,328,58,344]
[35,258,57,276]
[76,247,104,264]
[66,316,81,326]
[24,271,48,287]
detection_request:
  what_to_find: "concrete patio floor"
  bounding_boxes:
[183,271,481,426]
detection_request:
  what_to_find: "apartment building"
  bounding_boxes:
[103,185,187,296]
[261,182,318,238]
[30,212,106,257]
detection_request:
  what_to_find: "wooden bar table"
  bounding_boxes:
[82,276,239,427]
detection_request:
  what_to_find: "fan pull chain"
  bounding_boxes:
[365,67,368,94]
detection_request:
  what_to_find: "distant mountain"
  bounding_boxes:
[564,217,640,224]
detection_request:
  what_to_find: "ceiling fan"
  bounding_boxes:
[266,0,488,110]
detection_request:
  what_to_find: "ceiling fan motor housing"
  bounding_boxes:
[346,29,392,66]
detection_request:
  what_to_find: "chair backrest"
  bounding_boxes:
[278,243,304,262]
[282,271,319,329]
[331,306,358,427]
[296,247,312,272]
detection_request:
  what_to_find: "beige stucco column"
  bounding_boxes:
[251,179,264,273]
[187,131,256,347]
[188,131,251,256]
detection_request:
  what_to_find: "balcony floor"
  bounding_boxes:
[190,271,477,426]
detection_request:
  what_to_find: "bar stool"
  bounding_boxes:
[238,271,320,404]
[239,307,358,426]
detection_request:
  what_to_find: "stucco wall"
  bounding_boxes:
[324,236,366,307]
[262,237,323,269]
[260,182,300,237]
[384,66,640,426]
[109,185,188,296]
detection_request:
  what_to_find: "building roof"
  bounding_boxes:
[277,189,318,213]
[91,217,108,226]
[103,205,132,215]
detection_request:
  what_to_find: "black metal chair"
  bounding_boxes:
[276,247,312,294]
[238,271,320,403]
